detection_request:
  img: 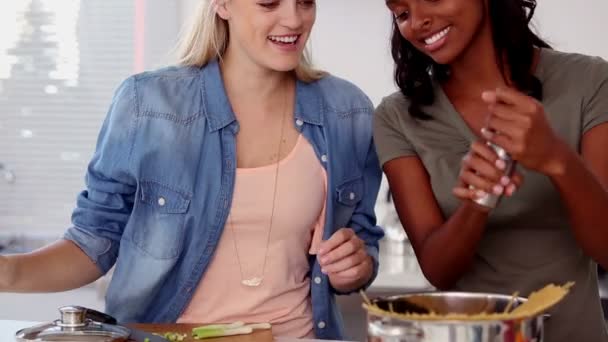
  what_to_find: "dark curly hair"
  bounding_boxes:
[391,0,551,119]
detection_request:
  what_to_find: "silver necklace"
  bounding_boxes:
[229,85,288,287]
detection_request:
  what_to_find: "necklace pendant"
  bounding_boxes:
[241,277,263,287]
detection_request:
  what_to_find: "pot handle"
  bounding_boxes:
[57,306,118,327]
[85,308,118,325]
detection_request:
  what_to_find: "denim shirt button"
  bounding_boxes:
[295,119,304,127]
[157,197,166,207]
[314,276,322,284]
[321,154,328,163]
[317,321,326,329]
[349,192,356,200]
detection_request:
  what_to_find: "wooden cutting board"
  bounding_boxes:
[130,323,274,342]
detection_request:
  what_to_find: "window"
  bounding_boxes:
[0,0,180,236]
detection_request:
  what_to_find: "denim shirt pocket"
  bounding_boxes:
[130,180,191,259]
[334,177,363,228]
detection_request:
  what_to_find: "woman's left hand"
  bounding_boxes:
[317,228,373,292]
[481,88,568,176]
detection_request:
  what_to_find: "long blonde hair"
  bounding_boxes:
[176,0,326,83]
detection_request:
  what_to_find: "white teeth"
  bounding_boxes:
[424,27,450,45]
[268,35,299,44]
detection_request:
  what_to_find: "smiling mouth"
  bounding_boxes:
[422,26,451,46]
[267,34,301,45]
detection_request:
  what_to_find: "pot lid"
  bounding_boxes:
[15,306,130,341]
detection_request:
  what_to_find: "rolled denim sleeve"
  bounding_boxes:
[64,76,138,275]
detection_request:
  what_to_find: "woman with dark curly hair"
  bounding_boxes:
[373,0,608,340]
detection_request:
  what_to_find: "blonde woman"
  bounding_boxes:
[0,0,384,339]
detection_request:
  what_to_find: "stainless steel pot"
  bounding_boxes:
[366,292,545,342]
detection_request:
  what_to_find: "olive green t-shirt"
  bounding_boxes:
[373,48,608,342]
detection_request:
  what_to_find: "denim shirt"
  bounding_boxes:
[64,60,384,340]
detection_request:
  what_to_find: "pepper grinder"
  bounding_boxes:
[474,141,516,209]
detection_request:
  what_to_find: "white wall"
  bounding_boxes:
[534,0,608,59]
[178,0,608,106]
[310,1,394,106]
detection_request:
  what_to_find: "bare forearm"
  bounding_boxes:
[0,239,102,293]
[550,144,608,268]
[417,203,489,290]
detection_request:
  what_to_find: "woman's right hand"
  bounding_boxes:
[452,140,523,205]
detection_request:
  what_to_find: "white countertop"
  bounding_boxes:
[1,320,344,342]
[1,320,39,341]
